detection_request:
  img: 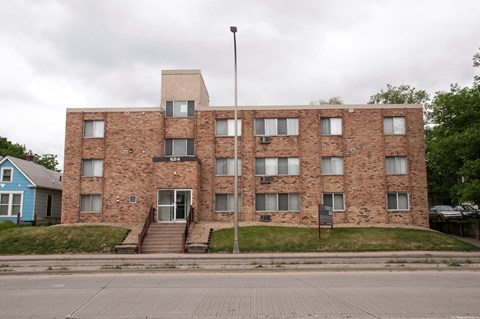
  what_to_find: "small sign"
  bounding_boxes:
[170,157,181,162]
[318,204,333,239]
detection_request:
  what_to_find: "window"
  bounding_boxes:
[386,157,407,175]
[384,117,405,135]
[215,194,242,212]
[216,158,242,176]
[387,193,409,210]
[320,118,342,135]
[216,119,242,136]
[323,193,344,211]
[80,194,102,212]
[255,158,299,176]
[166,101,195,118]
[255,118,299,136]
[1,168,12,182]
[164,139,195,156]
[255,193,300,211]
[322,157,344,175]
[0,192,22,216]
[46,194,52,217]
[83,120,104,138]
[128,195,137,204]
[82,159,103,177]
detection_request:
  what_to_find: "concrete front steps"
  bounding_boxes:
[141,223,186,254]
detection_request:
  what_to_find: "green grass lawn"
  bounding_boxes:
[209,226,478,253]
[0,222,128,254]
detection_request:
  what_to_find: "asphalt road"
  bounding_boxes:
[1,271,479,319]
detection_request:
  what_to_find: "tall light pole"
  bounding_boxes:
[230,26,240,254]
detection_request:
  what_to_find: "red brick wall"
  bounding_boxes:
[62,106,428,228]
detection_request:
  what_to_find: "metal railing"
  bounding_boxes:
[138,207,155,254]
[182,207,194,253]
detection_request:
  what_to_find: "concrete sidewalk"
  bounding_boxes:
[1,251,480,274]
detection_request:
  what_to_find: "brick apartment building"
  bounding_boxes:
[62,69,429,230]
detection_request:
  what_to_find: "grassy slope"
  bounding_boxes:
[0,224,128,254]
[209,226,478,253]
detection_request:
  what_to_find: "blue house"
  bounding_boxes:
[0,156,62,224]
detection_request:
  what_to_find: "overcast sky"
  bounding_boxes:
[1,0,479,170]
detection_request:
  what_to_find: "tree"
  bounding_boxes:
[310,97,343,105]
[0,136,59,171]
[368,84,430,104]
[33,154,59,172]
[426,49,480,205]
[0,137,26,159]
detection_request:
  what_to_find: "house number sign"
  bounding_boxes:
[170,157,181,162]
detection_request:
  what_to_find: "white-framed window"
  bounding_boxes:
[81,159,103,177]
[322,193,345,211]
[83,120,104,138]
[386,156,407,175]
[80,194,102,212]
[255,158,300,176]
[216,119,242,136]
[0,192,23,217]
[165,101,195,118]
[320,118,342,135]
[255,118,299,136]
[384,117,405,135]
[164,139,195,156]
[322,157,344,175]
[255,193,300,211]
[216,158,242,176]
[387,193,409,211]
[1,167,13,182]
[46,194,53,217]
[128,195,137,204]
[215,194,242,212]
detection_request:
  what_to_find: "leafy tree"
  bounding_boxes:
[0,136,59,171]
[426,49,480,205]
[0,137,26,159]
[33,154,59,172]
[310,97,343,105]
[368,84,430,104]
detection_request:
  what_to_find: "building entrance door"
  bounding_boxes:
[157,189,191,222]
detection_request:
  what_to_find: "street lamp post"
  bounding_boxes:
[230,26,240,254]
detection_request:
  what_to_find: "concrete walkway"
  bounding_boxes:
[1,251,480,274]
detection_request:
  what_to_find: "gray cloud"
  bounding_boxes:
[0,0,479,170]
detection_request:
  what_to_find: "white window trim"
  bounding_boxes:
[215,194,242,213]
[215,158,242,176]
[320,118,343,135]
[387,192,410,211]
[83,120,105,138]
[80,194,102,213]
[386,156,407,175]
[1,167,13,182]
[322,193,345,211]
[215,119,242,137]
[254,118,299,136]
[384,117,406,135]
[165,139,195,157]
[255,193,300,212]
[165,101,195,118]
[255,158,300,176]
[0,191,23,217]
[322,157,344,175]
[81,159,103,177]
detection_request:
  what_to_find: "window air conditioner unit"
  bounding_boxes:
[260,136,271,144]
[260,215,272,222]
[260,176,272,184]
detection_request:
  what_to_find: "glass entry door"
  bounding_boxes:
[157,189,191,222]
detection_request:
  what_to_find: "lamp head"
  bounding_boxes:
[230,26,237,33]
